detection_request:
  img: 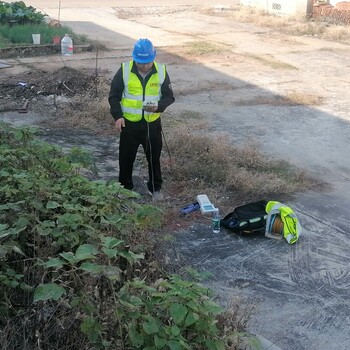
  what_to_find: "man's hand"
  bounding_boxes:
[143,102,158,113]
[115,118,125,132]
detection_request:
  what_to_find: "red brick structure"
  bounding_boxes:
[335,1,350,10]
[313,1,350,24]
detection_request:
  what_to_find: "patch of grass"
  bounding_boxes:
[48,95,114,135]
[285,89,323,105]
[322,25,350,42]
[236,92,323,107]
[243,53,298,70]
[217,297,258,349]
[161,122,326,211]
[0,36,10,48]
[160,110,205,130]
[287,21,327,37]
[184,40,231,56]
[176,110,204,119]
[0,23,88,46]
[174,80,237,96]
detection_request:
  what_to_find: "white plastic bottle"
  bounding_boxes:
[61,34,73,56]
[212,208,221,234]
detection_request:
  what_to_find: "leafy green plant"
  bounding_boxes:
[116,276,226,350]
[0,122,237,349]
[0,23,88,45]
[0,1,47,25]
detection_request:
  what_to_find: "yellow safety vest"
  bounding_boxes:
[265,201,301,244]
[121,60,166,122]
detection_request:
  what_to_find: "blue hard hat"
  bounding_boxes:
[132,38,156,63]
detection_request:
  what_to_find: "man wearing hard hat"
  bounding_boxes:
[108,38,175,200]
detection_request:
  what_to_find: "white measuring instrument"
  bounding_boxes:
[196,194,216,214]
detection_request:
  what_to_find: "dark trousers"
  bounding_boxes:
[118,121,163,193]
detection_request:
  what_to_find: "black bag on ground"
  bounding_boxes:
[221,200,268,235]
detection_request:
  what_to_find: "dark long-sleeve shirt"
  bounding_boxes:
[108,60,175,121]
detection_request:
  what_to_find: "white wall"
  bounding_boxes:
[240,0,310,15]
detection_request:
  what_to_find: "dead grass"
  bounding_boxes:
[237,90,323,107]
[53,96,114,135]
[322,25,350,41]
[201,6,350,43]
[183,40,232,56]
[243,53,298,70]
[217,297,258,349]
[287,21,328,37]
[41,79,115,135]
[160,121,326,215]
[174,80,237,97]
[285,89,323,105]
[115,6,189,19]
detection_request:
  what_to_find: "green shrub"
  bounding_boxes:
[0,1,46,25]
[0,123,229,349]
[117,276,225,350]
[0,23,88,45]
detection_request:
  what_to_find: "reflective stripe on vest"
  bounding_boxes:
[121,60,166,122]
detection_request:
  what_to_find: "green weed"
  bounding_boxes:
[0,23,88,45]
[0,1,46,25]
[0,123,241,349]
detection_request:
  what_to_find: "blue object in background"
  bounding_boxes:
[179,202,200,215]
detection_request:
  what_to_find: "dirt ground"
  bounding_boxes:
[1,2,350,350]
